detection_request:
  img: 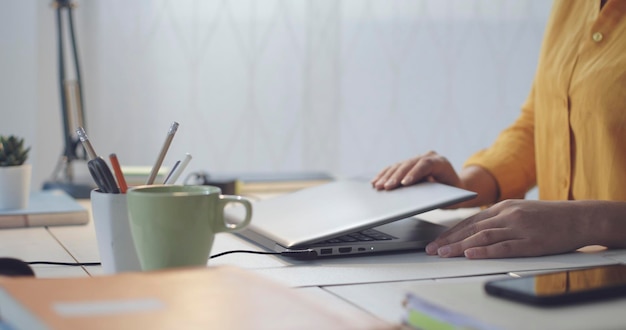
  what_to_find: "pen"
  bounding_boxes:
[76,127,97,160]
[164,153,192,184]
[146,121,179,185]
[76,127,120,194]
[163,160,181,184]
[109,153,128,193]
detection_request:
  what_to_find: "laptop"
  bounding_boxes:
[227,178,477,259]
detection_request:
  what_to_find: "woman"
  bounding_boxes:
[372,0,626,259]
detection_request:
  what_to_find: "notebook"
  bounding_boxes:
[228,179,477,259]
[0,266,385,329]
[0,190,89,228]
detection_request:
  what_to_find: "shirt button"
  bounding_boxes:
[592,32,603,42]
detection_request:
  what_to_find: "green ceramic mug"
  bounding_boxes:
[127,185,252,271]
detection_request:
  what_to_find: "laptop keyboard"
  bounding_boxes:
[321,229,397,244]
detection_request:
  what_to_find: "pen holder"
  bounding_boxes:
[91,189,142,274]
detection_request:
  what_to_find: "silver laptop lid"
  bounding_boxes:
[227,179,476,248]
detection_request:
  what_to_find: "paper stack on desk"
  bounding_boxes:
[0,190,88,229]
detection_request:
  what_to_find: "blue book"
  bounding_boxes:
[0,190,88,228]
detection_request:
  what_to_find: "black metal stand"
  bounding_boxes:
[42,0,93,198]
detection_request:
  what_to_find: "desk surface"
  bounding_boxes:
[2,198,626,328]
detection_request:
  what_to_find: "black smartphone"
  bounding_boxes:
[484,264,626,306]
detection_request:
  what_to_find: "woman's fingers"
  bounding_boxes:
[406,154,460,188]
[372,151,461,191]
[425,207,505,255]
[371,166,394,189]
[383,160,417,190]
[434,227,518,258]
[372,160,416,190]
[463,239,534,259]
[372,163,404,190]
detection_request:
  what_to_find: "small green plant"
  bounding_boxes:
[0,135,30,166]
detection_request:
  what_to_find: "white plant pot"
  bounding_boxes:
[0,164,32,210]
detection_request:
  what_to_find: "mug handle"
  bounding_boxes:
[217,195,252,232]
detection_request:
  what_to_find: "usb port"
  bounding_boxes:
[320,248,332,255]
[338,247,352,253]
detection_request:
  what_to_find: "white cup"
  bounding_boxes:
[90,189,142,274]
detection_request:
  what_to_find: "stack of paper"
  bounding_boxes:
[0,190,88,228]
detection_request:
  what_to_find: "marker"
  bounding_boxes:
[164,153,192,184]
[146,122,179,185]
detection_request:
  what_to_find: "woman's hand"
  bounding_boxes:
[371,151,499,208]
[371,151,463,191]
[425,200,593,259]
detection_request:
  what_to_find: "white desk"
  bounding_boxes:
[3,200,626,328]
[0,226,87,278]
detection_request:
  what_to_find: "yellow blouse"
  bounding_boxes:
[465,0,626,201]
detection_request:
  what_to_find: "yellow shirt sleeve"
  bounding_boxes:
[464,84,537,201]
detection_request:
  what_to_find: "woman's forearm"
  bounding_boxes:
[458,165,500,208]
[584,201,626,248]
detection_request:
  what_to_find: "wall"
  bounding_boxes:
[0,0,551,193]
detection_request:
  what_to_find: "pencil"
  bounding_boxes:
[109,153,128,193]
[164,153,192,184]
[146,121,179,185]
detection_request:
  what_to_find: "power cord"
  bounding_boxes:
[26,249,317,267]
[27,261,101,266]
[208,250,282,258]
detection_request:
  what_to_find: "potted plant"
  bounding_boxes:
[0,135,31,209]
